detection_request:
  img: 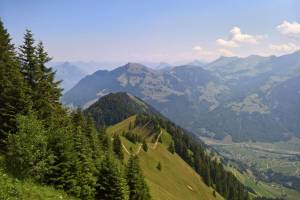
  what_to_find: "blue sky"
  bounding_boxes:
[1,0,300,63]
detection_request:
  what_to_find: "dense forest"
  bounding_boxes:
[0,20,150,200]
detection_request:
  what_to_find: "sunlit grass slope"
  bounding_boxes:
[107,115,223,200]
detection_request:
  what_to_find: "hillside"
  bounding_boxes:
[0,155,75,200]
[106,115,223,200]
[63,52,300,142]
[84,92,162,127]
[51,62,87,92]
[85,92,250,200]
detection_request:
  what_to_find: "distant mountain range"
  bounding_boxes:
[62,51,300,142]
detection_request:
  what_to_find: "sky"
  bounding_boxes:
[1,0,300,64]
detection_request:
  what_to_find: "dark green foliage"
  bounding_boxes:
[96,154,129,200]
[126,156,151,200]
[34,41,62,120]
[0,169,20,199]
[18,30,61,122]
[213,190,216,197]
[18,30,38,87]
[0,20,31,150]
[142,140,148,152]
[113,135,124,160]
[168,140,175,154]
[84,92,161,128]
[124,131,142,144]
[129,122,133,130]
[45,109,101,199]
[6,114,52,182]
[156,161,162,171]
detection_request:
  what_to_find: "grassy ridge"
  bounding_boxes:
[108,115,223,200]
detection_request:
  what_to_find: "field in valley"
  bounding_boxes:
[201,136,300,200]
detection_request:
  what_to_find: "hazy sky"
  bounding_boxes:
[1,0,300,63]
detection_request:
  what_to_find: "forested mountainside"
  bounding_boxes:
[84,92,162,128]
[0,20,252,200]
[85,92,249,200]
[63,51,300,142]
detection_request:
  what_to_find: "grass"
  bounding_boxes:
[139,144,223,200]
[108,115,223,200]
[203,137,300,199]
[0,155,75,200]
[226,165,300,200]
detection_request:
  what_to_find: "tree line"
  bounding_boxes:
[135,114,250,200]
[0,20,150,200]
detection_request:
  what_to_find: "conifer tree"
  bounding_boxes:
[19,31,62,121]
[142,139,148,152]
[168,140,175,154]
[126,156,151,200]
[156,161,162,171]
[69,126,97,199]
[34,41,62,119]
[113,135,124,160]
[18,30,39,87]
[96,154,129,200]
[0,20,31,149]
[6,114,51,182]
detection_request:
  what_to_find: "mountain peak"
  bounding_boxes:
[123,62,152,73]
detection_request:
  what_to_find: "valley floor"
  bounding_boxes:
[201,136,300,200]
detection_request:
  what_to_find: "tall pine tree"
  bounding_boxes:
[35,41,62,120]
[0,20,31,150]
[96,154,129,200]
[113,135,124,160]
[126,156,151,200]
[18,31,62,121]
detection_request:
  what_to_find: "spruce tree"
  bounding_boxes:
[156,161,162,171]
[6,114,52,182]
[126,156,151,200]
[34,41,62,120]
[113,135,124,160]
[0,20,31,149]
[142,139,148,152]
[96,154,129,200]
[18,30,40,88]
[168,140,175,154]
[19,31,62,121]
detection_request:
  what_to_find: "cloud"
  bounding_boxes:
[193,46,214,56]
[193,46,203,51]
[277,21,300,37]
[216,26,264,48]
[269,43,300,53]
[218,48,234,57]
[216,39,238,48]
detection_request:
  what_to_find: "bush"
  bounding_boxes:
[6,114,53,182]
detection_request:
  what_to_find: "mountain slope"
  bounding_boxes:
[51,62,87,92]
[84,92,162,127]
[85,92,250,200]
[106,115,223,200]
[63,51,300,142]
